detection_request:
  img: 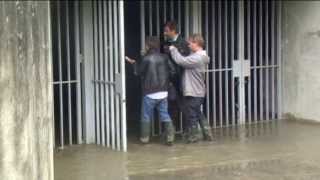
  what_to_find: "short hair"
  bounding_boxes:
[188,34,205,48]
[145,36,160,50]
[164,21,178,32]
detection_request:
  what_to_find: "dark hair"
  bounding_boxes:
[188,34,205,48]
[145,36,160,51]
[164,21,178,32]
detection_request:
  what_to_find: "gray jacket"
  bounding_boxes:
[169,47,210,97]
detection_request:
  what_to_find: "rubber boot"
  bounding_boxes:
[187,125,200,143]
[199,115,214,141]
[164,121,175,146]
[140,121,150,144]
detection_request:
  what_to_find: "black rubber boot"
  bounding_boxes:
[140,121,150,144]
[187,126,200,143]
[164,122,175,146]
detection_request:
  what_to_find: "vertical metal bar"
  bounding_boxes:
[163,0,167,23]
[156,0,160,36]
[253,0,258,123]
[259,0,263,121]
[156,0,161,134]
[57,1,64,148]
[205,0,210,125]
[103,0,110,147]
[65,1,73,145]
[247,0,252,124]
[212,1,217,128]
[170,0,174,20]
[141,1,145,49]
[238,0,245,124]
[185,1,189,38]
[224,1,229,126]
[98,1,105,146]
[277,1,282,119]
[265,1,269,121]
[113,1,121,151]
[108,0,115,149]
[74,1,82,144]
[231,0,235,126]
[178,0,181,32]
[271,0,275,120]
[218,1,222,127]
[93,0,100,145]
[119,0,127,152]
[149,1,152,36]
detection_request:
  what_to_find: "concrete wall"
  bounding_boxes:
[282,1,320,122]
[0,1,53,180]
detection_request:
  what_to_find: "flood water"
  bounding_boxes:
[54,119,320,180]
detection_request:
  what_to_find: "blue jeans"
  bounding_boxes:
[142,96,172,123]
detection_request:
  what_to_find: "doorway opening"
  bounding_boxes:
[51,0,282,152]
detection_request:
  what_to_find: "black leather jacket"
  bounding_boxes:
[162,35,191,95]
[135,50,175,96]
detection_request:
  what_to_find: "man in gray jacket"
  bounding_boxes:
[169,34,213,143]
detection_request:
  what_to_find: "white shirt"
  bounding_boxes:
[146,91,168,99]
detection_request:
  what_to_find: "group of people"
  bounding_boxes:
[126,21,213,146]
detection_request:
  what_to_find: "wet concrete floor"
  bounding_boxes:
[54,119,320,180]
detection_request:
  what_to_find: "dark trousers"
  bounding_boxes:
[183,96,205,130]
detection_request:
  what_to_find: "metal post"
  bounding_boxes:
[265,1,269,121]
[185,1,189,38]
[218,1,222,127]
[277,1,282,119]
[170,0,174,20]
[205,0,210,125]
[238,0,245,124]
[253,0,258,123]
[119,0,127,152]
[108,0,115,149]
[74,1,82,144]
[140,1,145,49]
[113,1,121,151]
[163,0,167,23]
[231,1,235,126]
[259,0,263,121]
[57,1,64,148]
[156,0,160,36]
[149,1,152,36]
[213,1,217,128]
[224,1,229,126]
[271,0,275,120]
[103,0,110,147]
[98,1,105,146]
[93,0,101,145]
[178,0,181,32]
[247,1,252,124]
[66,0,73,146]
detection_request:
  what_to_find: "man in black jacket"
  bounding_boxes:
[126,36,175,145]
[162,21,190,136]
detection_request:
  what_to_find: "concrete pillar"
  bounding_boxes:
[0,1,53,180]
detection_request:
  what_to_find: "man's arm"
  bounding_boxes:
[169,46,201,68]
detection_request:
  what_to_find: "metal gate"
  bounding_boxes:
[52,0,127,151]
[140,0,282,132]
[202,0,282,128]
[51,1,82,149]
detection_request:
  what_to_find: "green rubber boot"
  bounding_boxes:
[164,121,175,146]
[199,115,214,141]
[140,121,150,144]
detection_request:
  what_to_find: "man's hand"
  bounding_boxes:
[125,56,136,64]
[169,45,176,51]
